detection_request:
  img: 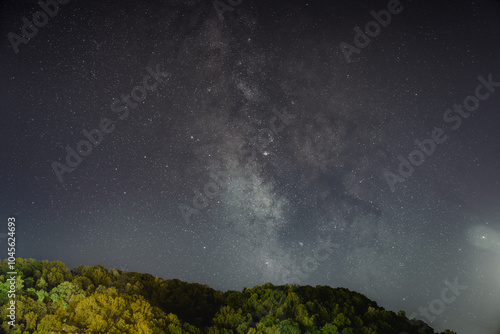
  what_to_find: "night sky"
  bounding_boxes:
[1,0,500,333]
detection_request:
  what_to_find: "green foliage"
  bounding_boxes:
[34,278,47,291]
[26,288,48,303]
[49,281,84,306]
[321,323,340,334]
[0,259,458,334]
[279,319,301,333]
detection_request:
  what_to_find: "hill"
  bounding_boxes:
[0,258,457,334]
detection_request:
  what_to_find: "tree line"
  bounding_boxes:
[0,258,458,334]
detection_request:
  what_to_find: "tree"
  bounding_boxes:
[24,311,38,331]
[49,281,84,307]
[279,319,301,333]
[0,259,450,334]
[321,323,340,334]
[35,277,48,291]
[36,314,68,333]
[333,313,351,329]
[27,288,49,302]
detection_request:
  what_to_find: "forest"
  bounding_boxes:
[0,258,458,334]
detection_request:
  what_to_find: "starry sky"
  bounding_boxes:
[1,0,500,333]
